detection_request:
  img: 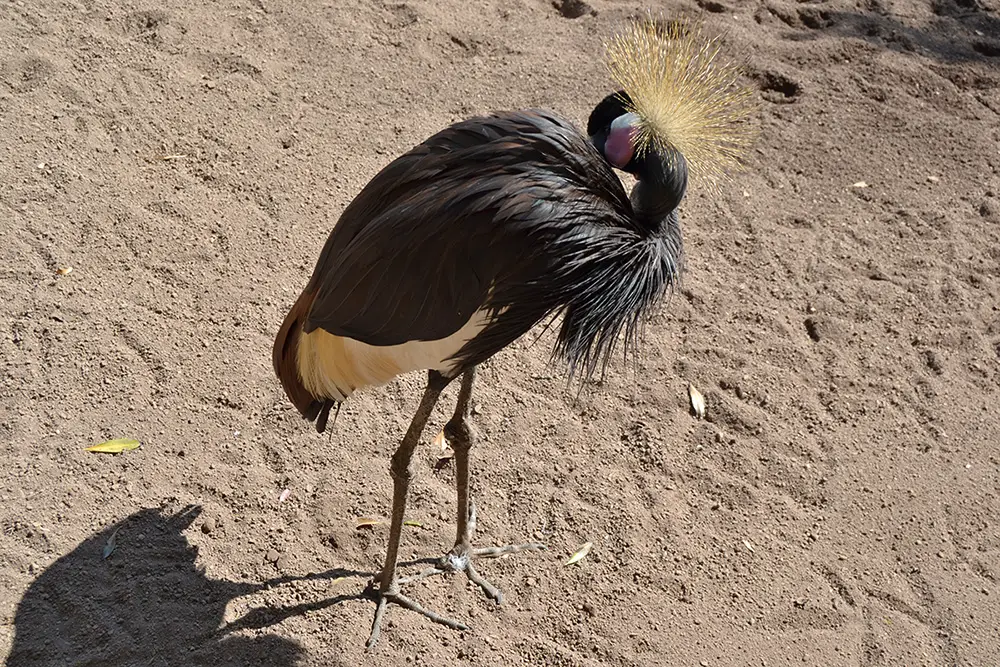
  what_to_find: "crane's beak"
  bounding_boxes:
[605,112,640,170]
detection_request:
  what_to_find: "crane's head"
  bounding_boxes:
[589,17,757,204]
[587,89,644,174]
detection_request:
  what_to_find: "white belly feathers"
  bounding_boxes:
[295,309,491,402]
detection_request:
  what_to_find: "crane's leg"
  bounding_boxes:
[401,367,544,602]
[366,370,461,650]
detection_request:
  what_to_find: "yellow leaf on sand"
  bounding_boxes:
[565,541,593,566]
[86,438,141,454]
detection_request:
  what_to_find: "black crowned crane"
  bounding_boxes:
[273,18,756,649]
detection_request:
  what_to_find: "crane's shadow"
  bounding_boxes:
[6,504,374,666]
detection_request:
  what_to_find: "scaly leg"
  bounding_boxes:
[366,370,462,651]
[401,367,544,603]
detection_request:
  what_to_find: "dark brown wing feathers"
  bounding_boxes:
[302,110,632,351]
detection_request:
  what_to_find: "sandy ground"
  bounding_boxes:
[2,0,1000,665]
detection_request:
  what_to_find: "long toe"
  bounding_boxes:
[472,542,546,559]
[366,589,469,651]
[466,560,503,604]
[454,540,545,603]
[387,591,469,631]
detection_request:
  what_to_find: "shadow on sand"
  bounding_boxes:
[6,505,372,667]
[759,0,1000,65]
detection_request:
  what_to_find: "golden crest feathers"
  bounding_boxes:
[604,16,759,189]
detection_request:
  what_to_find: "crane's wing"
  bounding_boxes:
[302,110,632,351]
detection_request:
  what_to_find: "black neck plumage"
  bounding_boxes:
[630,148,689,232]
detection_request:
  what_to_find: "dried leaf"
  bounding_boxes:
[86,438,141,454]
[688,384,706,419]
[565,541,592,566]
[432,429,448,451]
[355,517,381,529]
[103,527,120,560]
[433,428,454,463]
[278,488,291,503]
[56,266,73,276]
[403,519,422,528]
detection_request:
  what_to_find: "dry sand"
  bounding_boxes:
[2,0,1000,665]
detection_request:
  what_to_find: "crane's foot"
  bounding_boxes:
[401,498,545,603]
[365,541,543,650]
[399,540,546,604]
[365,581,468,651]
